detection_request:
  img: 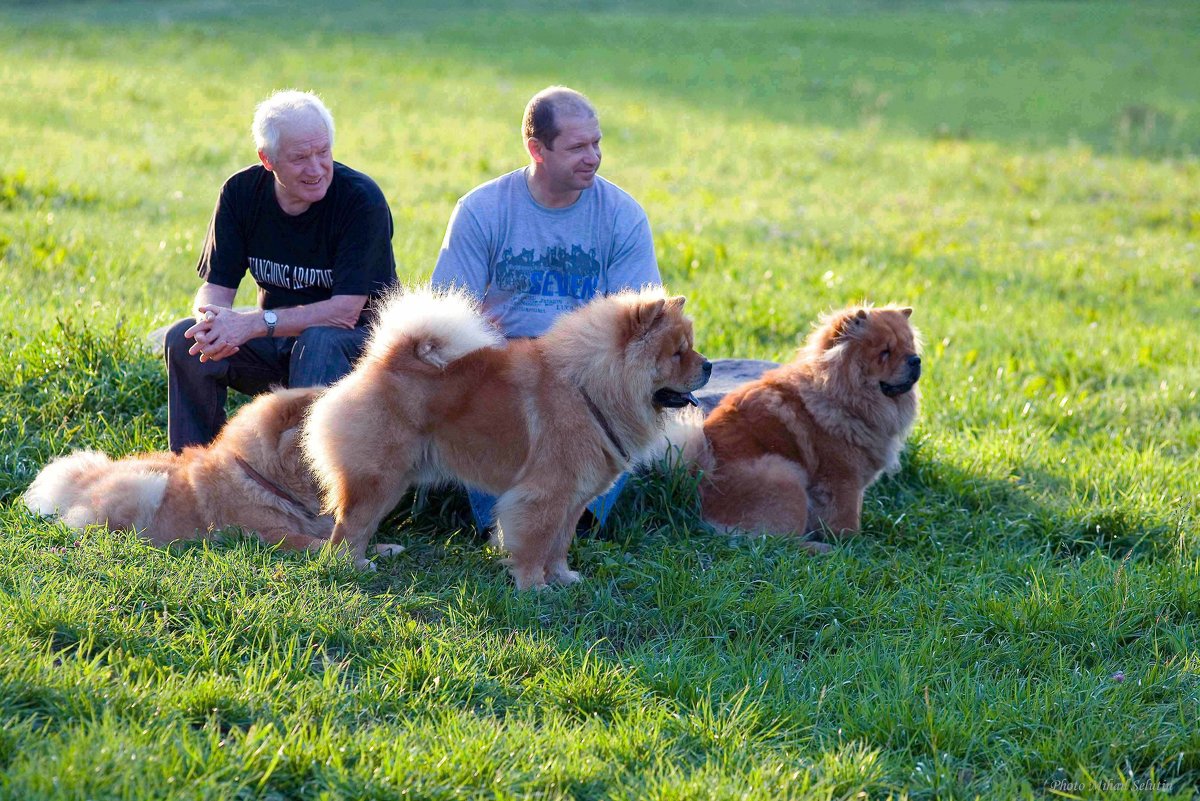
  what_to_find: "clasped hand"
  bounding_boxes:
[184,305,255,363]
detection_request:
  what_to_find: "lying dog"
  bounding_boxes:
[22,387,376,555]
[666,305,921,550]
[303,286,711,589]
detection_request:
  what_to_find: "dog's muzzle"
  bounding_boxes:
[654,360,712,408]
[880,355,921,397]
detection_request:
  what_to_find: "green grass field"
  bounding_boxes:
[2,1,1199,798]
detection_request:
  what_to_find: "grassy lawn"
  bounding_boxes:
[2,0,1198,797]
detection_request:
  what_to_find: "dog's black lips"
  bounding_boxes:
[879,380,914,397]
[653,388,699,408]
[881,361,921,398]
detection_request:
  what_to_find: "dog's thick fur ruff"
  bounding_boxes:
[303,285,710,589]
[25,387,338,552]
[664,305,921,551]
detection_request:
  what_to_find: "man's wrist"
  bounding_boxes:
[262,309,278,338]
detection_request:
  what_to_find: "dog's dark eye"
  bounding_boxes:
[880,348,891,362]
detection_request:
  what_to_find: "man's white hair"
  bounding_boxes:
[251,90,336,159]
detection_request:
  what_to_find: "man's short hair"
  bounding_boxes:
[252,90,336,159]
[522,86,596,151]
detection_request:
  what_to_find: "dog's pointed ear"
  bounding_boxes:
[665,295,686,313]
[834,308,869,339]
[628,297,667,340]
[900,307,913,318]
[812,308,868,349]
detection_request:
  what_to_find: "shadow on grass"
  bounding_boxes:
[5,441,1197,795]
[868,437,1188,561]
[5,315,1197,794]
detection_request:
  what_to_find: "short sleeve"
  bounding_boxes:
[604,206,661,293]
[431,199,491,300]
[330,195,395,297]
[196,178,249,290]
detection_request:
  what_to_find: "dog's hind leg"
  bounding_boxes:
[807,481,865,542]
[493,487,585,590]
[327,471,415,569]
[702,455,830,554]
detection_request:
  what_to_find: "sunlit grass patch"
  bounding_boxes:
[1,0,1198,798]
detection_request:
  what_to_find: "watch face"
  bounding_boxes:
[264,311,278,324]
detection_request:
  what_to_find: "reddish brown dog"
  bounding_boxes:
[669,306,921,551]
[24,388,351,555]
[304,286,711,589]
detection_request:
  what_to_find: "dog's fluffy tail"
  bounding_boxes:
[653,406,713,473]
[366,285,504,370]
[24,450,169,533]
[24,450,111,519]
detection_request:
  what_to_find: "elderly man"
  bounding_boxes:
[164,90,396,452]
[432,85,661,530]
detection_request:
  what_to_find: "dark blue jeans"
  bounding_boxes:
[164,318,369,452]
[466,474,629,534]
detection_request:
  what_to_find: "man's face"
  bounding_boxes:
[259,110,334,214]
[536,114,602,196]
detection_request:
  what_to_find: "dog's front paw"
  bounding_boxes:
[372,543,405,559]
[546,565,581,586]
[510,564,548,591]
[800,539,834,555]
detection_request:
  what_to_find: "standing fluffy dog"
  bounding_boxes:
[303,286,711,589]
[667,306,921,551]
[24,387,337,552]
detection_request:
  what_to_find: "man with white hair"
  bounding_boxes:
[164,90,396,452]
[432,85,661,531]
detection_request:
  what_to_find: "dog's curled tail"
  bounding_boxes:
[367,285,504,370]
[654,406,713,474]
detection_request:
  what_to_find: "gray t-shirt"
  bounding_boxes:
[431,167,661,337]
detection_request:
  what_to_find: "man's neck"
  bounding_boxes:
[525,167,581,209]
[274,180,312,216]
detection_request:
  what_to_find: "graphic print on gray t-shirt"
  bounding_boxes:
[494,244,602,300]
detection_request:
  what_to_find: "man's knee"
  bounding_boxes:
[294,325,364,357]
[290,326,367,387]
[163,318,195,362]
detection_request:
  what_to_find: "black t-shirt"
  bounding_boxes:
[196,162,397,323]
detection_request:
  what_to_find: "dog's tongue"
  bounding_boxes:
[653,388,699,408]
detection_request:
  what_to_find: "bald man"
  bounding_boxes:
[432,85,662,531]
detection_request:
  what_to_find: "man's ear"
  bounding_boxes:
[258,149,274,172]
[525,137,545,164]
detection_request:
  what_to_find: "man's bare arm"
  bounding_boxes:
[185,281,367,363]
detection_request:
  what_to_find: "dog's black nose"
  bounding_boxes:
[907,354,922,380]
[701,360,713,378]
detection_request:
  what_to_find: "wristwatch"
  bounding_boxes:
[263,309,278,338]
